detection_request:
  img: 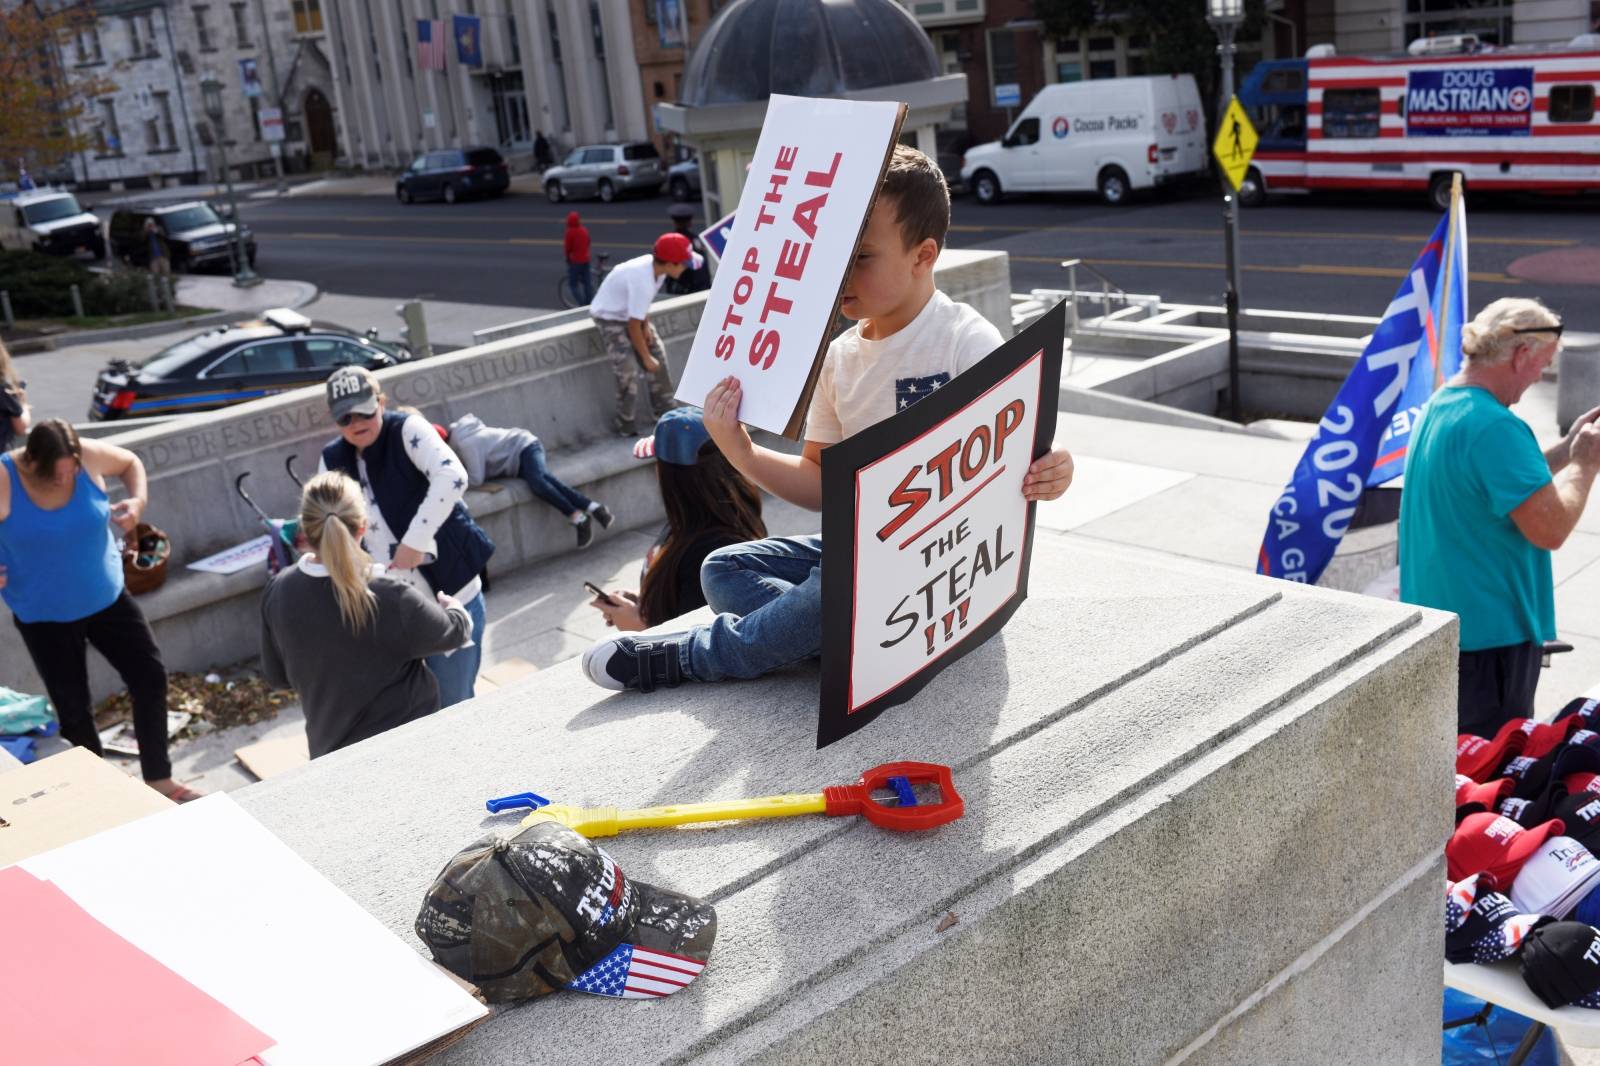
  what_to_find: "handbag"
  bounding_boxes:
[122,521,171,595]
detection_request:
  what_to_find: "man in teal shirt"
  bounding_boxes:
[1401,298,1599,737]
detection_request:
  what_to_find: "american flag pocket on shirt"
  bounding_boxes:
[895,372,951,413]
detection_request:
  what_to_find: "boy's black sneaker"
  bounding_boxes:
[582,635,686,692]
[591,504,615,529]
[575,514,595,549]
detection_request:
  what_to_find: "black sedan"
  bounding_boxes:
[89,308,409,421]
[107,201,257,273]
[395,147,510,204]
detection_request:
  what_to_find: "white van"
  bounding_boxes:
[0,190,106,258]
[960,75,1208,205]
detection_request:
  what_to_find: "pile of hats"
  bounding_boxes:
[1447,696,1600,1008]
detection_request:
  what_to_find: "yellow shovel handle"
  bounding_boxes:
[522,793,827,838]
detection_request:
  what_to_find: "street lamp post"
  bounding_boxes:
[1207,0,1245,422]
[199,75,261,288]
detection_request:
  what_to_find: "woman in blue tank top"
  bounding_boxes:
[0,420,200,801]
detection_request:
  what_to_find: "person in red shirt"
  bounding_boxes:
[564,211,593,306]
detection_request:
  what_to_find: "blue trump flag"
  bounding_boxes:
[1257,195,1467,584]
[453,14,482,68]
[1368,200,1468,485]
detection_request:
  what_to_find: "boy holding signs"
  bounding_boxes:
[581,146,1074,692]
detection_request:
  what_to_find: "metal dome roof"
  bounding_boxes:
[681,0,942,107]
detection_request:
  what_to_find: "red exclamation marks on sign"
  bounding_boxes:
[941,610,956,641]
[924,624,936,656]
[957,598,971,629]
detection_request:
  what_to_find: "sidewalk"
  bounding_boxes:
[251,170,545,200]
[303,292,548,350]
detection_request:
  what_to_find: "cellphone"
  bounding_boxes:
[584,581,620,607]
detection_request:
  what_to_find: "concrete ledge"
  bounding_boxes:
[232,537,1455,1064]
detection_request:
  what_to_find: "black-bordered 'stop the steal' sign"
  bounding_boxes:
[817,304,1065,747]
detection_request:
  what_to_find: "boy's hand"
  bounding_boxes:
[703,376,754,462]
[1022,447,1074,502]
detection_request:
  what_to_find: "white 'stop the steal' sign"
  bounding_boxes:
[846,353,1041,710]
[675,95,905,437]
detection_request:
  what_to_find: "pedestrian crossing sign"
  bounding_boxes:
[1212,96,1258,192]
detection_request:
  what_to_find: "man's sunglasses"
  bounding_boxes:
[1513,324,1564,339]
[336,410,377,428]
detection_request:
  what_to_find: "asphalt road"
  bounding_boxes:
[234,184,1600,330]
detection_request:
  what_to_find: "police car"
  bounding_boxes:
[89,308,409,421]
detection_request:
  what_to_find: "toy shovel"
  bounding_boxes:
[500,761,963,838]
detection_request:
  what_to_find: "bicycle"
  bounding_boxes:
[558,252,611,309]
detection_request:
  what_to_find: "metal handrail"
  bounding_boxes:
[1059,258,1133,334]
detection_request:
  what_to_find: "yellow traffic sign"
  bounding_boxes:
[1212,96,1259,191]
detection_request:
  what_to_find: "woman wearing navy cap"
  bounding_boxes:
[589,408,765,631]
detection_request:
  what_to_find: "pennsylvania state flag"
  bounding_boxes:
[453,14,482,68]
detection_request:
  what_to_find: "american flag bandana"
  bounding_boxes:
[567,943,706,999]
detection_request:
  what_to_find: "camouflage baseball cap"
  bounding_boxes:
[415,816,716,1003]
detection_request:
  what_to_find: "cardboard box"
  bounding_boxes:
[0,748,172,868]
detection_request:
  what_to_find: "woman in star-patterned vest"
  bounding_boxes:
[320,366,493,706]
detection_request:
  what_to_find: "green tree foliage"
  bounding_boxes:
[0,1,115,178]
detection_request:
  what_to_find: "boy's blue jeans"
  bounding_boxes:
[673,535,824,681]
[517,441,592,517]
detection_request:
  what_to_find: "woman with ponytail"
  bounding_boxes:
[260,471,473,757]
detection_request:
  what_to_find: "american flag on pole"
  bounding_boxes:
[566,943,706,999]
[416,19,445,71]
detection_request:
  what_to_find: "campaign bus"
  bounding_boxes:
[1236,33,1600,209]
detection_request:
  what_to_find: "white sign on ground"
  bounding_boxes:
[675,94,906,438]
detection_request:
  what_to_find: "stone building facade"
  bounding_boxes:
[321,0,650,170]
[50,0,341,188]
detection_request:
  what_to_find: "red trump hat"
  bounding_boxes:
[1447,812,1566,885]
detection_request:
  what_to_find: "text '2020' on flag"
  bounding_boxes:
[1257,185,1468,585]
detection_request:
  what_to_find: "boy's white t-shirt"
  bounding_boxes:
[589,254,662,322]
[805,289,1003,445]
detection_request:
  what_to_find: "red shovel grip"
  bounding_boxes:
[822,761,963,832]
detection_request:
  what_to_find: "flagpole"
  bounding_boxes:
[1433,173,1463,391]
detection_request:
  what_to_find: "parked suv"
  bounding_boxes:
[542,142,666,203]
[396,147,510,204]
[108,201,256,272]
[89,308,409,421]
[0,190,105,258]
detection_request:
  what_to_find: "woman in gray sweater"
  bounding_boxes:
[261,471,473,758]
